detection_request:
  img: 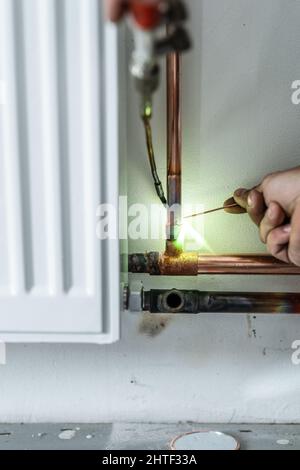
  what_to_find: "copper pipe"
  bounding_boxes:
[159,28,298,276]
[166,49,182,246]
[128,253,300,276]
[196,254,300,275]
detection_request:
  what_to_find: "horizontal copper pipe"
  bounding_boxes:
[128,253,300,276]
[196,254,300,275]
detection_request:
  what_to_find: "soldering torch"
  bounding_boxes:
[127,0,191,116]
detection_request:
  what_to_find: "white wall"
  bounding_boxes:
[1,0,300,423]
[1,275,300,423]
[129,0,300,254]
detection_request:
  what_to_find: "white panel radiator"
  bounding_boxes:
[0,0,121,343]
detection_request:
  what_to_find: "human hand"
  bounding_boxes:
[105,0,127,22]
[224,167,300,265]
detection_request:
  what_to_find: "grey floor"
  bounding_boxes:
[0,423,300,450]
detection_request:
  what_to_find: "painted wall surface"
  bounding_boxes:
[1,0,300,423]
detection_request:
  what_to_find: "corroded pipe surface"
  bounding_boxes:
[128,253,300,276]
[143,289,300,314]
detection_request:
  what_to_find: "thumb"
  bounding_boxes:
[233,188,266,226]
[223,189,249,214]
[233,188,251,209]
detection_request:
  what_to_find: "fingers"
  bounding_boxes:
[288,198,300,266]
[224,185,299,266]
[266,198,300,266]
[259,201,286,243]
[233,188,266,226]
[266,224,291,263]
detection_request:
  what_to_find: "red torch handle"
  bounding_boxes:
[129,0,162,30]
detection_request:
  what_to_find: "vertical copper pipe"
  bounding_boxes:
[166,49,182,250]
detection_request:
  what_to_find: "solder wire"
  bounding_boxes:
[142,108,167,206]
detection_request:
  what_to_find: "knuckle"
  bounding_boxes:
[262,174,272,185]
[262,172,278,188]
